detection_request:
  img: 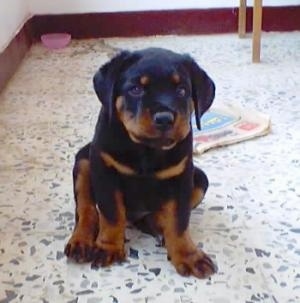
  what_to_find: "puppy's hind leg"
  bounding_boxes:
[191,166,209,209]
[65,143,99,263]
[134,167,209,245]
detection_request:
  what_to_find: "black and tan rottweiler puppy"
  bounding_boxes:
[65,48,217,278]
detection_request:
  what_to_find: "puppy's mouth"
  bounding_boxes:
[129,132,177,150]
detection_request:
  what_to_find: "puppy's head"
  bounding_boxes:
[94,48,215,150]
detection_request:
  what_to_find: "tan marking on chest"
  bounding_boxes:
[100,152,137,176]
[155,156,188,180]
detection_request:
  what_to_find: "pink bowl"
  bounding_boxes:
[41,33,71,50]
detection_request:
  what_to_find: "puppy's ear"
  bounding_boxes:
[184,56,215,130]
[93,51,131,119]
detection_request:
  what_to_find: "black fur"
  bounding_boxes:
[80,47,215,233]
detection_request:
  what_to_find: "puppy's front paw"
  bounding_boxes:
[172,250,217,279]
[64,235,95,263]
[91,244,126,268]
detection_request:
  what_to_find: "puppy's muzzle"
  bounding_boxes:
[153,111,175,132]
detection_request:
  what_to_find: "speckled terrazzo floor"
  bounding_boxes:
[0,32,299,303]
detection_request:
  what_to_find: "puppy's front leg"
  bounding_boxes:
[155,200,217,279]
[65,146,99,263]
[92,190,126,268]
[90,151,127,268]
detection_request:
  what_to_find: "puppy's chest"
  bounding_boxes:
[134,153,162,176]
[100,149,191,216]
[103,149,188,179]
[122,176,165,220]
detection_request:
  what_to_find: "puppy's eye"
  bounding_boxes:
[176,86,187,97]
[128,85,144,97]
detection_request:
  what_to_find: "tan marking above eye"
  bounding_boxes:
[140,76,150,85]
[172,73,181,84]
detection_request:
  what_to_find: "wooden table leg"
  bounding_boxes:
[238,0,247,38]
[252,0,263,62]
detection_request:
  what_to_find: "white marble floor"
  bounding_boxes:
[0,33,299,303]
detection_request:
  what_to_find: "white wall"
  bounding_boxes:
[0,0,30,52]
[1,0,299,52]
[29,0,300,15]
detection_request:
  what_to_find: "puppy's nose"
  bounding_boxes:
[153,111,175,131]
